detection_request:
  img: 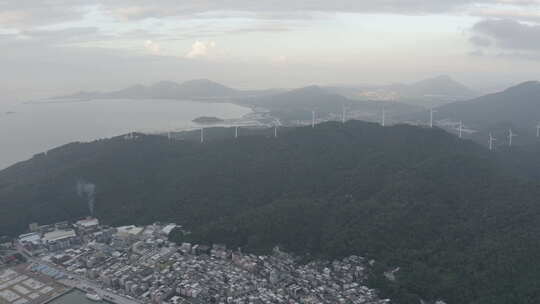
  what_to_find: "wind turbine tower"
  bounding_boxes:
[458,121,463,138]
[274,126,278,138]
[429,109,437,128]
[381,108,386,127]
[200,128,204,143]
[342,105,346,124]
[312,110,316,128]
[235,126,238,139]
[536,123,540,138]
[508,129,516,147]
[489,133,496,151]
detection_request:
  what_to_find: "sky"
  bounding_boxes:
[2,0,540,100]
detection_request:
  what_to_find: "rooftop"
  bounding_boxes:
[161,224,177,235]
[19,232,41,245]
[116,225,144,236]
[76,218,99,228]
[43,230,76,243]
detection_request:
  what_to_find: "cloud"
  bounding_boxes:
[472,7,540,22]
[471,19,540,51]
[0,10,29,25]
[144,40,161,54]
[469,35,493,47]
[468,49,485,56]
[112,6,164,21]
[0,1,90,28]
[2,1,539,34]
[272,55,288,64]
[2,0,540,100]
[0,27,106,48]
[99,0,535,19]
[185,41,216,59]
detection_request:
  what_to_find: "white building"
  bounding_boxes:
[75,218,100,231]
[161,224,177,236]
[43,229,77,251]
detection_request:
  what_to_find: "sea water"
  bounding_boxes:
[0,98,251,169]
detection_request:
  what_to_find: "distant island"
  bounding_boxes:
[192,116,225,124]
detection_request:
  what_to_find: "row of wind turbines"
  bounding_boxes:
[430,109,540,150]
[196,109,320,143]
[191,107,540,149]
[196,124,280,143]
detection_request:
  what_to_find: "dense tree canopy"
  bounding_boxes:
[1,121,539,303]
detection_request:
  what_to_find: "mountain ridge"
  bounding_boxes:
[59,79,241,100]
[327,75,478,107]
[241,85,423,123]
[434,80,540,129]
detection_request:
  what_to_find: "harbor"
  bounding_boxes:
[47,289,108,304]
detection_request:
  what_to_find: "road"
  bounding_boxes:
[59,277,141,304]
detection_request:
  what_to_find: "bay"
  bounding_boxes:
[0,99,251,170]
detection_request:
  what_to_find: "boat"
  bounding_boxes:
[85,293,102,302]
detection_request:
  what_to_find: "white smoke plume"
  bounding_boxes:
[77,180,96,216]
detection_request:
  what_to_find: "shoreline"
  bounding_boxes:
[0,98,263,171]
[40,288,74,304]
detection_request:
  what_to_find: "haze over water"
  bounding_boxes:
[0,99,250,169]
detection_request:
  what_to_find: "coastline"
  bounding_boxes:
[0,98,254,171]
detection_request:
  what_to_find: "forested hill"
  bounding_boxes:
[1,121,540,303]
[0,121,483,234]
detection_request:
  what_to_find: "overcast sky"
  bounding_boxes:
[2,0,540,100]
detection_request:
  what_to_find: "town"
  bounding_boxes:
[0,218,391,304]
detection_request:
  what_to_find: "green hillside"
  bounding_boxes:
[1,121,540,303]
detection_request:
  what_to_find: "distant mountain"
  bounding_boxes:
[395,75,477,99]
[242,85,422,123]
[59,79,289,103]
[328,75,478,107]
[246,85,348,110]
[112,79,239,99]
[400,81,540,147]
[434,81,540,128]
[2,121,540,303]
[60,79,244,101]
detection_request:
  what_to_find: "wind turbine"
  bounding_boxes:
[489,133,496,151]
[235,126,238,139]
[274,125,278,138]
[508,129,517,147]
[429,108,437,128]
[381,108,386,127]
[200,128,204,143]
[312,110,316,128]
[458,121,463,138]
